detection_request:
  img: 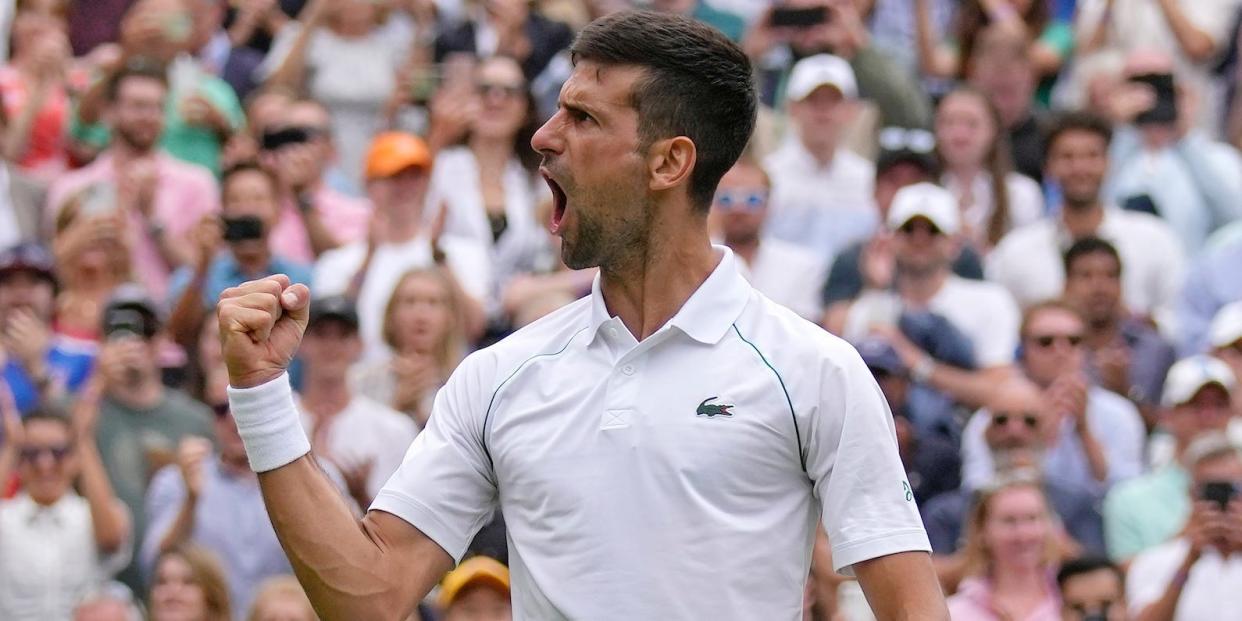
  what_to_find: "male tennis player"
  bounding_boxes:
[219,10,947,621]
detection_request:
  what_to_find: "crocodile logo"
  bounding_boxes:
[696,397,734,418]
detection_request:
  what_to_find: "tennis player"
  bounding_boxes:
[218,10,947,620]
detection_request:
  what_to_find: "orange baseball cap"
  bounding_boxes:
[437,556,510,608]
[364,131,432,180]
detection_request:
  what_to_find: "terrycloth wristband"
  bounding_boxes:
[227,372,311,473]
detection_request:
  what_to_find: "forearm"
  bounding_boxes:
[924,364,1012,410]
[1158,0,1216,62]
[168,273,209,349]
[1077,427,1110,483]
[344,247,377,301]
[157,496,198,554]
[912,0,956,78]
[1135,560,1193,621]
[854,551,949,621]
[0,451,15,494]
[260,456,434,620]
[297,203,341,258]
[78,444,128,552]
[3,81,50,161]
[266,22,316,89]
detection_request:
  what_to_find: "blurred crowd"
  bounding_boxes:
[0,0,1241,620]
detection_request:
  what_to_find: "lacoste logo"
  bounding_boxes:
[696,397,734,418]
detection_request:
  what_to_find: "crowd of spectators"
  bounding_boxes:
[0,0,1241,619]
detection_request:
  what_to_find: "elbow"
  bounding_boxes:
[1186,39,1217,63]
[96,528,127,554]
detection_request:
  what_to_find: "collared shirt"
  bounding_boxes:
[988,207,1186,321]
[763,139,878,267]
[962,386,1146,497]
[166,252,313,310]
[141,457,290,618]
[372,247,929,620]
[947,574,1061,621]
[1103,464,1190,561]
[1177,221,1242,354]
[941,171,1046,246]
[270,187,370,265]
[1128,538,1242,620]
[312,234,491,361]
[735,238,826,321]
[0,493,131,621]
[45,150,220,302]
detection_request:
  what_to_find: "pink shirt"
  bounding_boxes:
[946,575,1061,621]
[46,151,219,302]
[270,187,370,264]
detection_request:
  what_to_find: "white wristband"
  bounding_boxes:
[227,372,311,473]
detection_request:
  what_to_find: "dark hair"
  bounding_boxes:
[106,58,168,103]
[22,405,72,431]
[1056,556,1122,590]
[1045,112,1113,160]
[956,0,1047,80]
[570,10,757,210]
[1063,236,1122,276]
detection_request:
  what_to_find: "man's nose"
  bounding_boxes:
[530,112,563,157]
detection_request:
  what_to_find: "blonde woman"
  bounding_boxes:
[149,545,232,621]
[350,268,466,426]
[947,475,1064,620]
[246,576,316,621]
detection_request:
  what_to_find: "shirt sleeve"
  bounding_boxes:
[806,340,931,574]
[1126,542,1185,612]
[370,351,498,562]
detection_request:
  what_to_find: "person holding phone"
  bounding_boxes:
[1126,433,1242,621]
[165,162,312,349]
[1101,50,1242,252]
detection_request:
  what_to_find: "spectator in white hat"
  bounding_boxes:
[762,54,877,267]
[834,182,1019,411]
[1103,355,1237,562]
[1208,301,1242,389]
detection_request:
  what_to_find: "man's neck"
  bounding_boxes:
[110,142,156,164]
[895,268,948,307]
[300,375,352,418]
[599,218,718,341]
[469,134,513,166]
[1060,202,1105,239]
[109,378,164,410]
[1084,315,1121,348]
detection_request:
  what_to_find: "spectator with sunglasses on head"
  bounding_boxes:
[708,156,825,321]
[0,379,132,621]
[922,377,1105,558]
[140,365,298,619]
[962,301,1145,500]
[1104,355,1237,563]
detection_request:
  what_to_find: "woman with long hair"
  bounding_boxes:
[149,545,233,621]
[51,190,133,340]
[947,475,1064,620]
[935,87,1045,251]
[351,268,466,426]
[425,54,547,325]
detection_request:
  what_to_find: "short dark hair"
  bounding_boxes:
[1056,556,1121,589]
[1045,112,1113,159]
[106,58,169,103]
[22,404,72,432]
[1063,236,1122,276]
[221,161,277,192]
[571,10,757,210]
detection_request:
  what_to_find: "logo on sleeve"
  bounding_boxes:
[696,397,734,418]
[902,481,913,502]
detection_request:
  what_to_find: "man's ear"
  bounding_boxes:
[646,136,697,194]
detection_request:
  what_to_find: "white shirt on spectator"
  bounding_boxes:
[961,385,1146,496]
[735,238,827,321]
[987,207,1185,322]
[313,233,490,361]
[842,276,1021,368]
[1127,538,1242,620]
[763,138,877,267]
[299,395,419,500]
[372,247,929,619]
[942,171,1046,244]
[0,493,131,621]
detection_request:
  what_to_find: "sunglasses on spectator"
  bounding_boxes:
[897,219,942,236]
[19,444,72,463]
[992,412,1039,429]
[1029,334,1084,348]
[211,403,231,418]
[878,127,936,154]
[477,82,526,99]
[714,189,768,212]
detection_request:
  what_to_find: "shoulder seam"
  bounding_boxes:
[731,323,806,473]
[480,326,590,467]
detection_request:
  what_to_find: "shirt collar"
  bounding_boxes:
[15,492,73,526]
[587,245,751,346]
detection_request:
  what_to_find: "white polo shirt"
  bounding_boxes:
[372,247,929,620]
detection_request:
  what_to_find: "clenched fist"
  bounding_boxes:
[217,275,310,389]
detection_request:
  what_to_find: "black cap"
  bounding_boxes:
[101,283,161,339]
[855,337,907,377]
[875,126,940,178]
[876,148,940,178]
[309,295,359,330]
[0,242,56,285]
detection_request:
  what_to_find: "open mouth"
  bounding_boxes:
[543,170,567,234]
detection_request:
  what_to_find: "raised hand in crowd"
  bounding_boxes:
[1095,340,1133,399]
[176,436,212,502]
[180,93,234,141]
[0,380,22,483]
[860,231,896,292]
[190,213,224,271]
[336,456,375,510]
[115,156,159,220]
[1,307,51,383]
[390,354,440,424]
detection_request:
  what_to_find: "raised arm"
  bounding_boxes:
[218,276,453,620]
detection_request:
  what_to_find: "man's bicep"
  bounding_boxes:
[853,551,948,621]
[360,510,456,609]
